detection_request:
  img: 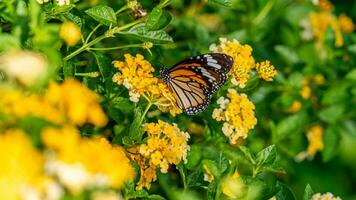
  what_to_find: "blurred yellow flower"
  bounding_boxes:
[212,89,257,144]
[255,60,277,81]
[314,74,326,85]
[0,50,48,86]
[42,126,134,193]
[221,170,245,199]
[37,0,49,4]
[129,120,190,190]
[295,125,324,161]
[300,86,311,99]
[112,54,181,115]
[0,129,44,200]
[60,22,81,46]
[203,164,215,183]
[312,192,342,200]
[0,79,108,127]
[45,79,108,127]
[338,13,355,34]
[288,100,302,113]
[303,0,354,49]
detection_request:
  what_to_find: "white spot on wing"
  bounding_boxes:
[200,68,216,81]
[208,62,222,69]
[207,58,218,63]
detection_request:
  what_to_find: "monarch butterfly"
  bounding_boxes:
[160,53,233,115]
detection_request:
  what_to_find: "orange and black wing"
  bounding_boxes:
[160,53,233,115]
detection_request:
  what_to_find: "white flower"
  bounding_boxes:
[57,0,70,6]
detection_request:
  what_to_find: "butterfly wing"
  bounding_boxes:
[162,53,233,115]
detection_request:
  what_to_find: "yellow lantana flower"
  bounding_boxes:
[42,126,134,193]
[312,192,342,200]
[0,79,108,127]
[210,38,276,87]
[212,89,257,144]
[295,125,324,161]
[112,54,181,116]
[255,60,277,81]
[0,129,44,200]
[129,120,190,190]
[45,79,108,127]
[60,22,81,46]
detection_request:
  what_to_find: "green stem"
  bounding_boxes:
[89,43,143,51]
[75,72,99,77]
[253,0,276,25]
[85,24,102,44]
[63,18,144,62]
[116,5,128,15]
[139,101,153,125]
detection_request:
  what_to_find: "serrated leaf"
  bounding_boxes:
[303,184,314,200]
[215,152,229,175]
[187,170,205,188]
[239,146,256,165]
[256,145,277,167]
[207,181,218,200]
[146,7,172,31]
[112,97,134,114]
[85,5,117,26]
[93,52,112,81]
[125,23,173,44]
[275,182,296,200]
[208,0,232,7]
[322,126,340,162]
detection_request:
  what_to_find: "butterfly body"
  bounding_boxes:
[160,53,233,115]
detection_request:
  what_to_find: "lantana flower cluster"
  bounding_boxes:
[42,126,134,193]
[112,54,181,116]
[301,0,355,49]
[129,120,190,190]
[0,78,108,127]
[210,38,277,88]
[0,79,134,199]
[212,89,257,144]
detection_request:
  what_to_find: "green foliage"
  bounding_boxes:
[1,0,356,199]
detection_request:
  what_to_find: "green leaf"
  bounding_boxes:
[347,43,356,54]
[125,23,173,44]
[207,181,218,200]
[63,61,74,78]
[215,151,229,175]
[202,160,219,177]
[318,105,344,124]
[256,145,277,167]
[264,162,286,174]
[303,184,314,200]
[275,182,296,200]
[346,69,356,81]
[177,163,187,189]
[85,5,117,26]
[0,34,20,51]
[321,84,348,105]
[93,52,112,81]
[239,146,256,165]
[147,195,166,200]
[322,126,340,162]
[128,106,143,143]
[274,45,300,64]
[146,7,172,31]
[187,170,205,188]
[185,145,202,169]
[208,0,232,7]
[273,113,308,142]
[111,97,134,114]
